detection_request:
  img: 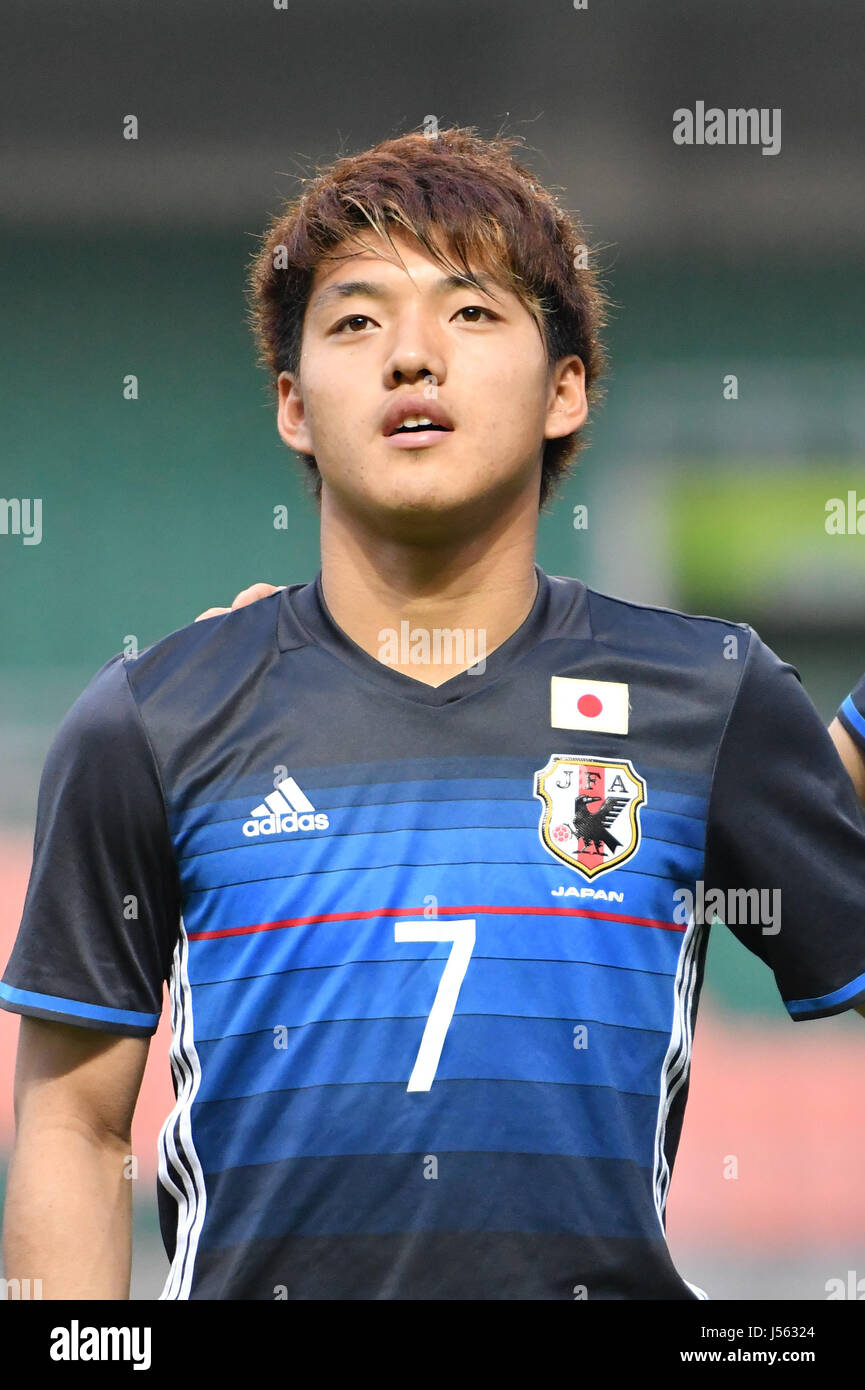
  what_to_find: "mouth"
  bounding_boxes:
[381,398,456,447]
[391,418,450,436]
[384,424,453,450]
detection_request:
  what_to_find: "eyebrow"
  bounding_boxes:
[310,271,503,315]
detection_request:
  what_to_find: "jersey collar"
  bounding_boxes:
[277,563,581,707]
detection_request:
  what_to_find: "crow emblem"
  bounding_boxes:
[570,793,629,853]
[533,756,646,879]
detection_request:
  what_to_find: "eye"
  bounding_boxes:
[453,305,498,323]
[332,314,375,333]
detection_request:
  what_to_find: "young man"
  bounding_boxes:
[4,128,865,1302]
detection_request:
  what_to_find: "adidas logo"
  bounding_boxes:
[242,776,330,838]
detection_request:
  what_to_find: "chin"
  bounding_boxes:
[324,454,533,526]
[364,484,491,539]
[381,488,478,520]
[369,462,477,508]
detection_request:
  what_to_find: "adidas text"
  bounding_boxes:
[243,810,330,837]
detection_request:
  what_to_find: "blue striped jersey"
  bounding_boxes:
[4,565,865,1299]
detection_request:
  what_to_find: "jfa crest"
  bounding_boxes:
[533,755,646,879]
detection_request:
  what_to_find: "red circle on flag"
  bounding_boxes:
[577,693,603,718]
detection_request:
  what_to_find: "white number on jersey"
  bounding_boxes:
[393,919,476,1092]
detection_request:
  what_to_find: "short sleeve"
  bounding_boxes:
[837,674,865,754]
[0,656,181,1037]
[704,631,865,1022]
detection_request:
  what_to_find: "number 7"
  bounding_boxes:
[394,919,476,1092]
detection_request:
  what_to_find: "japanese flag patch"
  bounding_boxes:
[550,677,630,735]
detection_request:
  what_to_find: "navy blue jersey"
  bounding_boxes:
[4,565,865,1301]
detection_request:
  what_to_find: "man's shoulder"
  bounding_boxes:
[133,584,289,666]
[122,585,292,702]
[58,586,294,748]
[558,574,756,659]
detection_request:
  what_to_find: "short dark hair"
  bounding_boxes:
[247,126,609,508]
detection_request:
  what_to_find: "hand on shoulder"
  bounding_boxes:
[195,582,285,622]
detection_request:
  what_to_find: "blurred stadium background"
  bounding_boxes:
[2,0,865,1300]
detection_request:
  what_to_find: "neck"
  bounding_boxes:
[319,494,540,687]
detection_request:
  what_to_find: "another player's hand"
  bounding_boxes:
[195,582,285,622]
[828,715,865,808]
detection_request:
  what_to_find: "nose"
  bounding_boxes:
[382,305,446,391]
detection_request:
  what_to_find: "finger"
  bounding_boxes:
[230,582,284,609]
[195,606,232,622]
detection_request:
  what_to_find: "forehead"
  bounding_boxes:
[307,226,511,300]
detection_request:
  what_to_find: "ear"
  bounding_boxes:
[544,355,588,440]
[276,371,315,454]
